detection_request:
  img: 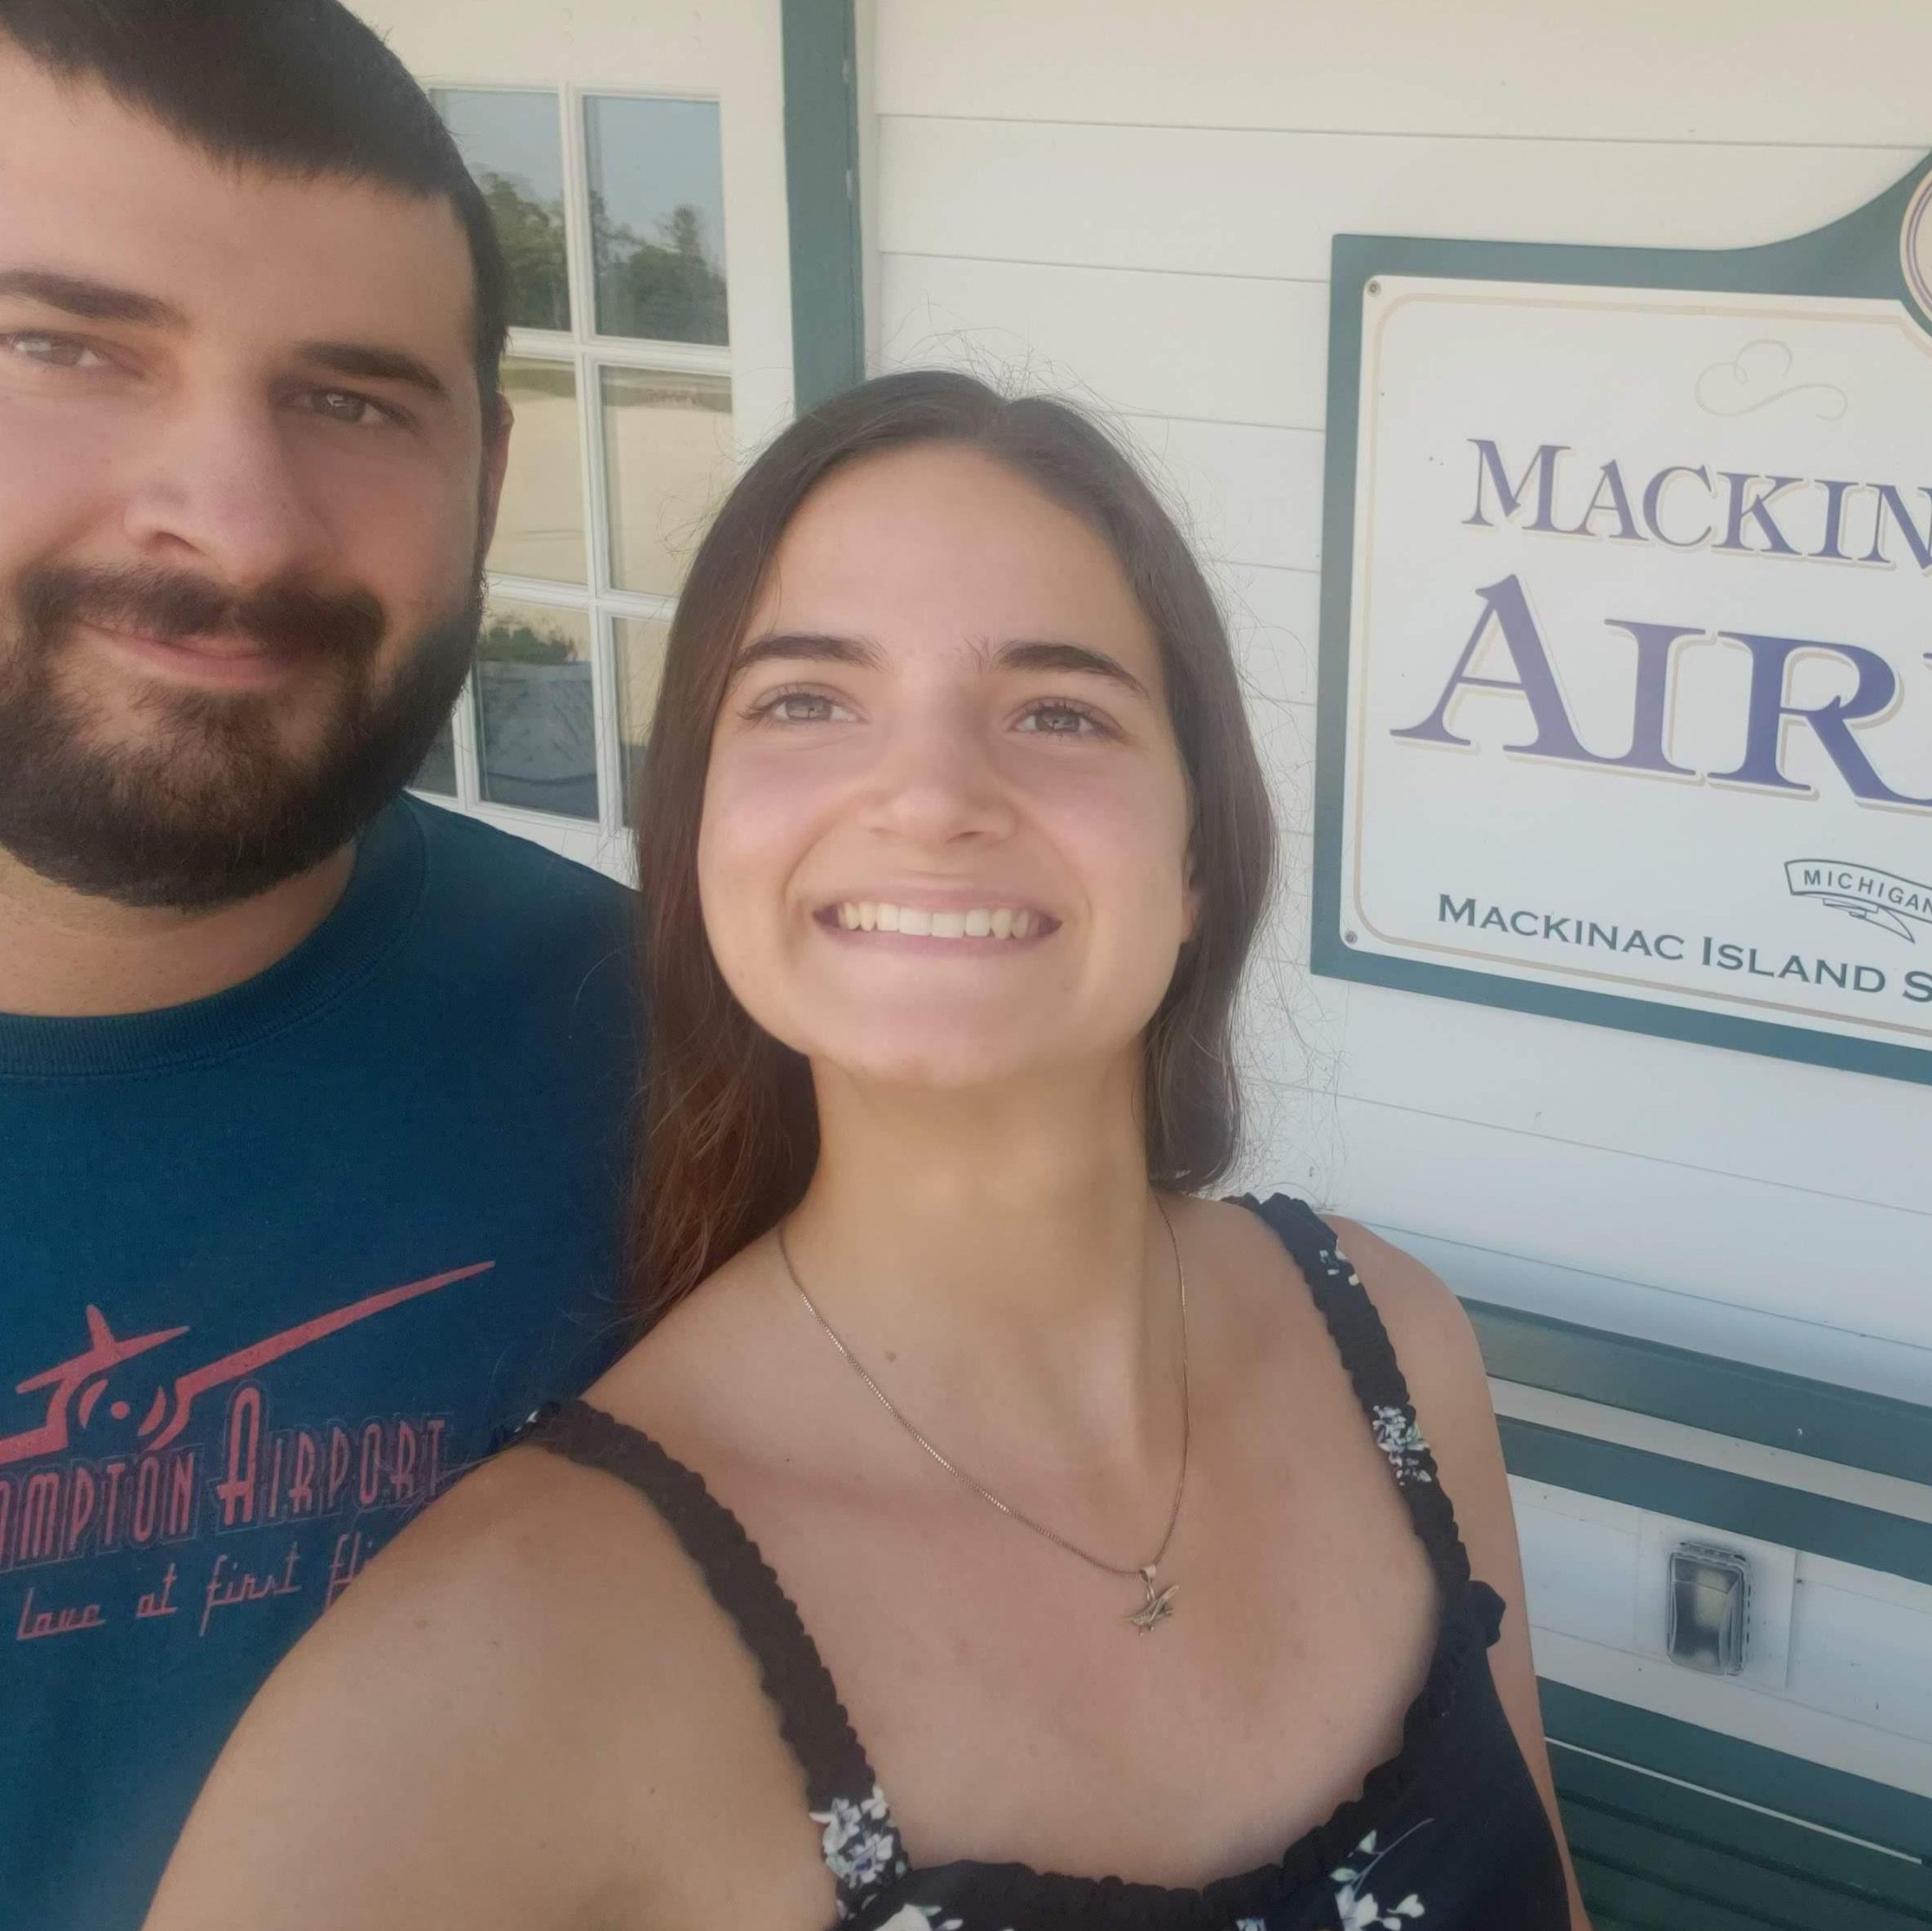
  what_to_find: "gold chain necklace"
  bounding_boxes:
[775,1198,1190,1632]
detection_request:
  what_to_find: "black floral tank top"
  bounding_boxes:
[522,1195,1571,1929]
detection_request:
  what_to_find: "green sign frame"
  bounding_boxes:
[1313,155,1932,1086]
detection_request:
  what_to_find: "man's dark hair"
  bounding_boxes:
[0,0,508,414]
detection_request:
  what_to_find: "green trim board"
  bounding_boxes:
[1468,1298,1932,1490]
[1557,1756,1932,1927]
[1313,155,1932,1087]
[780,0,864,413]
[1548,1683,1932,1929]
[1500,1415,1932,1588]
[1544,1680,1932,1875]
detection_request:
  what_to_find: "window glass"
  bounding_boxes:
[412,714,459,798]
[476,602,599,822]
[614,613,672,817]
[490,358,587,585]
[601,368,733,595]
[433,89,570,332]
[585,96,728,344]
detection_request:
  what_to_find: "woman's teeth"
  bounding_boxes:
[835,902,1039,939]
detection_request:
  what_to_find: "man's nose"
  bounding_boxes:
[119,393,332,591]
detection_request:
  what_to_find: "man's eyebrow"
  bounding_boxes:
[0,268,186,330]
[297,341,451,402]
[729,632,884,679]
[996,639,1150,701]
[0,276,455,404]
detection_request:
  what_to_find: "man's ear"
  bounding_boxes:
[476,391,514,559]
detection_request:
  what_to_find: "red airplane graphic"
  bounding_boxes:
[1,1264,494,1468]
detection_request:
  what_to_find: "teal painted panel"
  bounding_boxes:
[1467,1299,1932,1487]
[1500,1415,1932,1586]
[1555,1748,1932,1920]
[1562,1797,1929,1929]
[781,0,863,411]
[1572,1853,1781,1931]
[1543,1681,1932,1862]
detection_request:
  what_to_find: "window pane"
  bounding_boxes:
[601,368,733,596]
[433,90,570,333]
[585,96,727,344]
[614,614,671,817]
[491,358,587,584]
[411,712,459,798]
[476,602,599,822]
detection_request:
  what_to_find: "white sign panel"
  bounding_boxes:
[1322,164,1932,1081]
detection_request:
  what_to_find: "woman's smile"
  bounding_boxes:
[818,897,1061,946]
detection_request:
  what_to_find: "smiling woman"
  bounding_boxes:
[145,370,1587,1931]
[635,373,1274,1312]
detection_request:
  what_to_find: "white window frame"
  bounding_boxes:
[415,81,731,882]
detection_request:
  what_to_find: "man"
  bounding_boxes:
[0,4,641,1925]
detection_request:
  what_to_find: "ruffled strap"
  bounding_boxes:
[515,1399,908,1917]
[1233,1195,1474,1601]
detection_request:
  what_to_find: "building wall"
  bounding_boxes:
[866,0,1932,1794]
[867,0,1932,1396]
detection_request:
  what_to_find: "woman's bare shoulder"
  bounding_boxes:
[143,1440,748,1930]
[1319,1215,1490,1403]
[1194,1191,1491,1417]
[302,1434,712,1679]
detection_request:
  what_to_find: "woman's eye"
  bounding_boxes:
[3,332,109,371]
[754,689,849,725]
[1017,702,1104,737]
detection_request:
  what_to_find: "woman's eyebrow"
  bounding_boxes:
[727,632,1150,702]
[996,640,1150,701]
[729,632,884,680]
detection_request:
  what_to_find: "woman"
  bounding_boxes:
[147,372,1589,1930]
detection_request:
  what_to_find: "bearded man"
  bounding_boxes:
[0,6,640,1925]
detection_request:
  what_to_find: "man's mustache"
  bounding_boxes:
[20,565,387,665]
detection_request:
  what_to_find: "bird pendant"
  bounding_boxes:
[1127,1562,1177,1632]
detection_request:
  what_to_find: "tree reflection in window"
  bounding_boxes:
[432,91,572,334]
[590,193,726,344]
[480,169,570,332]
[586,96,728,346]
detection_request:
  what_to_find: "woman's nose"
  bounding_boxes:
[862,706,1018,848]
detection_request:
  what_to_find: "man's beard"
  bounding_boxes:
[0,564,481,910]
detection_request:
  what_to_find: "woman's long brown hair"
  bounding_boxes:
[630,370,1277,1317]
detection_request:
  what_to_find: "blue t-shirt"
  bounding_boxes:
[0,796,641,1930]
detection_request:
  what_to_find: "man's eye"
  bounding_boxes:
[1017,702,1104,737]
[2,332,109,370]
[305,389,393,427]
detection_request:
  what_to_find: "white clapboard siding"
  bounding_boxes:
[1128,419,1326,574]
[879,117,1927,282]
[873,0,1932,148]
[878,252,1331,427]
[868,0,1932,1373]
[1220,563,1319,706]
[872,303,1329,568]
[1418,1231,1932,1402]
[1327,985,1932,1217]
[1327,1095,1930,1349]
